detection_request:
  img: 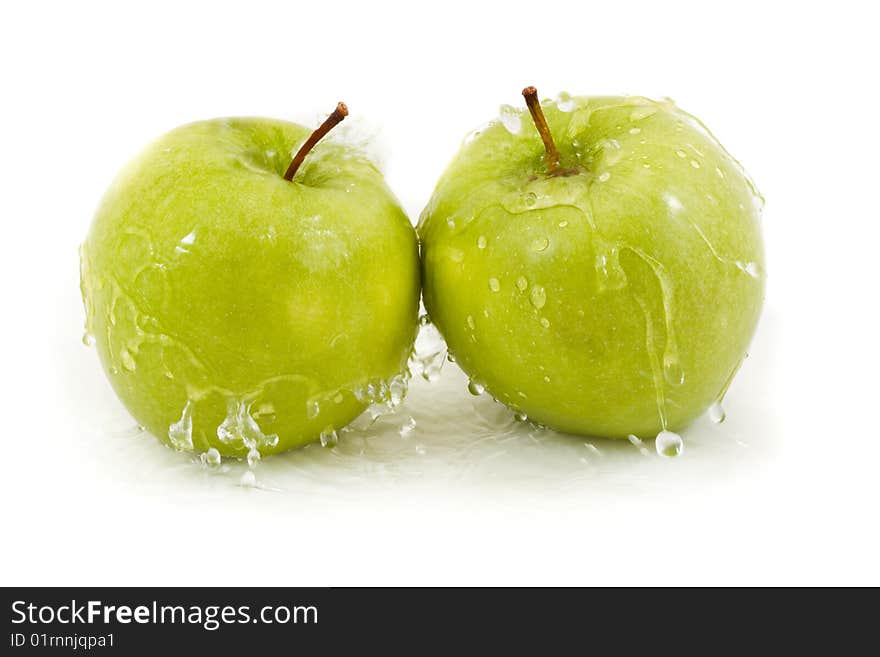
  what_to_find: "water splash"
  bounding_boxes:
[399,416,417,437]
[409,316,447,382]
[167,400,194,450]
[200,447,222,466]
[217,398,280,455]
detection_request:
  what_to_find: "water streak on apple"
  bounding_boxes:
[81,106,421,458]
[418,88,765,444]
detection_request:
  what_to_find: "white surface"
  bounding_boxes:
[1,0,878,586]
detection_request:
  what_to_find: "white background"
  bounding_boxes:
[1,0,878,585]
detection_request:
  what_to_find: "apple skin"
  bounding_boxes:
[418,95,764,439]
[81,117,420,456]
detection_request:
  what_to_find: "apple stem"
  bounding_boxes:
[522,86,561,174]
[283,102,349,182]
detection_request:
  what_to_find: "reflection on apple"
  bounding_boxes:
[418,87,764,449]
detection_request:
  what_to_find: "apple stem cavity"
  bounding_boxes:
[522,86,563,175]
[283,102,349,182]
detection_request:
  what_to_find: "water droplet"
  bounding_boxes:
[597,172,611,182]
[529,285,547,309]
[168,400,194,450]
[627,434,651,456]
[446,351,456,363]
[514,411,528,422]
[629,127,641,135]
[543,375,550,383]
[247,447,261,467]
[240,470,257,487]
[583,443,601,457]
[539,317,550,328]
[488,277,501,292]
[516,276,528,292]
[663,358,685,386]
[120,347,136,372]
[467,380,485,396]
[675,149,687,158]
[306,399,320,419]
[447,247,464,262]
[466,315,475,330]
[556,91,576,112]
[333,393,344,404]
[715,166,725,179]
[320,426,338,448]
[415,444,427,456]
[690,159,701,169]
[558,220,568,228]
[523,192,537,207]
[655,430,683,457]
[531,236,550,252]
[82,332,95,346]
[201,447,222,466]
[477,235,487,249]
[399,416,417,437]
[594,245,628,292]
[630,106,658,121]
[498,104,522,133]
[708,401,726,424]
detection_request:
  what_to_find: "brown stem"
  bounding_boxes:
[522,86,560,174]
[283,102,349,181]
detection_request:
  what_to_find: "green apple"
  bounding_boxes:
[81,104,420,458]
[418,88,764,441]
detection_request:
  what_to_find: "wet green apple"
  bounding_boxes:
[81,104,420,458]
[418,88,764,440]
